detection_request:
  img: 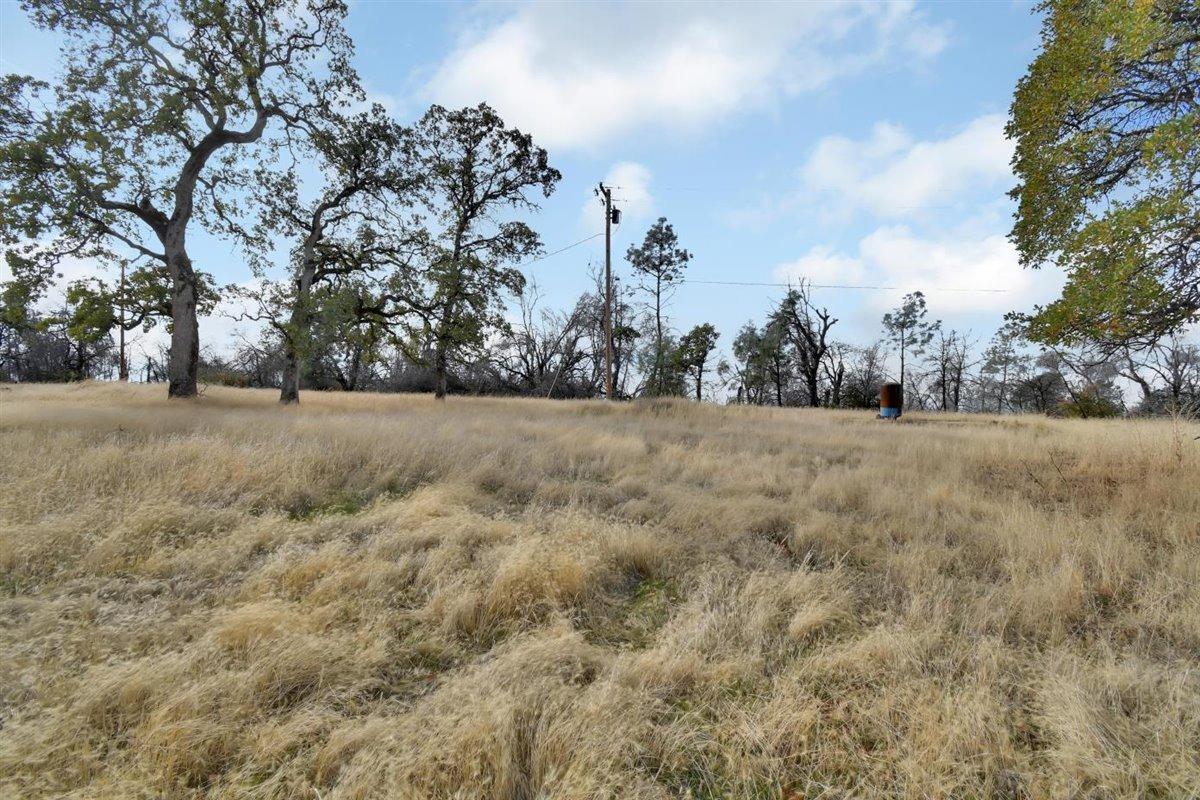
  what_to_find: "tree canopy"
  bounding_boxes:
[1008,0,1200,349]
[367,103,560,399]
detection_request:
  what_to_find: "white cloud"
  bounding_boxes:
[580,161,654,233]
[773,223,1058,314]
[357,85,403,116]
[775,246,866,286]
[424,1,950,150]
[799,114,1013,219]
[859,225,1031,312]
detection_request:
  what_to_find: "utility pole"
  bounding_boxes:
[598,182,615,400]
[118,261,128,382]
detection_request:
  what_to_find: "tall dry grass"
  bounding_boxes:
[0,381,1197,799]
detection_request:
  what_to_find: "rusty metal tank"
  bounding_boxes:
[879,382,903,419]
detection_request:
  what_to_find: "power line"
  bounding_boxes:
[680,278,1007,293]
[512,232,1008,294]
[516,232,603,270]
[613,183,981,209]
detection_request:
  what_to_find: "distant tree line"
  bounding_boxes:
[721,289,1199,418]
[7,265,1198,418]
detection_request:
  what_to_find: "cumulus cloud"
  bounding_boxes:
[775,246,867,286]
[859,225,1030,312]
[580,161,654,234]
[424,1,950,150]
[799,114,1013,219]
[773,223,1055,314]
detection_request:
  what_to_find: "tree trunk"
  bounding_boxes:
[279,264,314,405]
[998,364,1007,414]
[74,339,86,379]
[280,344,301,404]
[940,361,948,411]
[166,244,199,399]
[347,342,362,391]
[434,341,448,400]
[653,278,663,396]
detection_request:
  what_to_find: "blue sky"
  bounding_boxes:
[0,0,1065,361]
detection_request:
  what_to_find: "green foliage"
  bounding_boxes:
[380,103,560,396]
[1008,0,1200,347]
[723,320,790,405]
[673,322,719,401]
[1055,386,1124,419]
[303,280,389,390]
[881,291,939,390]
[231,103,417,402]
[626,217,691,396]
[636,332,686,397]
[625,217,692,291]
[0,0,360,395]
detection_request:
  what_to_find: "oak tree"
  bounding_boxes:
[378,104,560,399]
[233,105,417,403]
[674,322,719,402]
[1008,0,1200,348]
[0,0,358,397]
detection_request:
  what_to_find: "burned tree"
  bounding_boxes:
[776,282,838,407]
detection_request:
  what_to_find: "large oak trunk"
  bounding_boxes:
[279,293,310,405]
[280,347,301,404]
[434,343,448,400]
[167,248,199,399]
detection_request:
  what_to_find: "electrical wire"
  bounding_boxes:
[679,278,1007,293]
[513,222,1007,295]
[516,232,604,270]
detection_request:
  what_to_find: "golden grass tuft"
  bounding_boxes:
[1,382,1198,798]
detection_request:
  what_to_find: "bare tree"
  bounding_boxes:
[1120,333,1200,414]
[493,285,592,397]
[1039,344,1125,417]
[822,342,849,407]
[980,321,1027,413]
[927,329,975,412]
[776,282,838,407]
[844,340,888,409]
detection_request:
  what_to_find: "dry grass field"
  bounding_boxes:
[0,382,1197,799]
